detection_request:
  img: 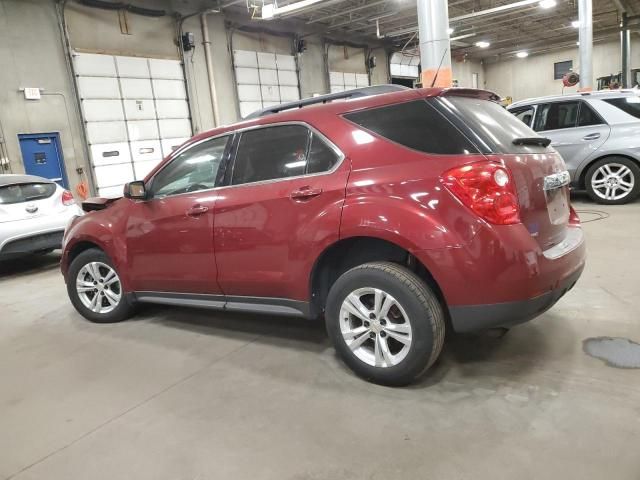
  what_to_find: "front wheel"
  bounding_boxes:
[67,248,136,323]
[585,157,640,205]
[325,262,445,386]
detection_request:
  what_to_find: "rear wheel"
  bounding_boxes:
[325,262,445,386]
[67,248,135,323]
[585,157,640,205]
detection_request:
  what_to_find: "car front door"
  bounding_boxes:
[533,100,610,177]
[213,124,348,303]
[125,135,230,294]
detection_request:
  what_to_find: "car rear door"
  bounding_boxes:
[125,135,230,294]
[213,123,348,302]
[533,100,610,178]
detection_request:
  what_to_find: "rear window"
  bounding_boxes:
[442,96,552,154]
[343,100,479,155]
[603,96,640,119]
[0,182,56,205]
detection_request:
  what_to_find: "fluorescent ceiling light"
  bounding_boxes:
[262,3,274,19]
[539,0,557,8]
[447,27,454,34]
[516,51,529,58]
[475,41,491,48]
[261,0,326,20]
[571,20,580,28]
[576,41,580,45]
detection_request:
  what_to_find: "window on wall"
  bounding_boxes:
[329,71,370,93]
[554,60,573,80]
[233,50,300,118]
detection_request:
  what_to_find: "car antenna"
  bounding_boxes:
[430,48,449,88]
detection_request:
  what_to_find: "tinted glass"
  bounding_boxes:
[533,101,579,131]
[511,106,535,127]
[152,136,228,197]
[307,134,340,174]
[442,96,550,154]
[554,60,573,80]
[0,182,56,205]
[344,100,478,155]
[578,102,604,126]
[603,96,640,119]
[232,125,310,185]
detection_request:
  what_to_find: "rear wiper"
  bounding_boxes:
[512,137,552,147]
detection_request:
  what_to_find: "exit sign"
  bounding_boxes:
[23,88,41,100]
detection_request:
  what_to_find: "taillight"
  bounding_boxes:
[61,190,75,206]
[441,161,521,225]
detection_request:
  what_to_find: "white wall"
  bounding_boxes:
[452,58,484,89]
[485,39,640,101]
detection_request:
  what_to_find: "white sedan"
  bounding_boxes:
[0,174,83,259]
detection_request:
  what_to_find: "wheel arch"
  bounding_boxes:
[308,236,447,320]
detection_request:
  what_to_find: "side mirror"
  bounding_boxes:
[123,181,148,200]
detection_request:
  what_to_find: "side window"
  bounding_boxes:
[151,136,228,197]
[511,106,535,127]
[344,100,478,155]
[533,101,579,132]
[578,102,604,126]
[232,125,310,185]
[307,134,340,174]
[603,96,640,119]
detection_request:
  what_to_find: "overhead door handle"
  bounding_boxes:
[290,187,323,200]
[186,204,209,217]
[582,133,601,141]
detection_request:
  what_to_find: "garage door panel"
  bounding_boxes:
[159,119,191,139]
[133,159,161,180]
[330,85,344,93]
[237,84,262,102]
[161,138,189,157]
[90,142,131,167]
[279,86,299,102]
[343,73,357,88]
[239,101,262,118]
[277,70,298,86]
[131,140,163,162]
[329,71,344,86]
[98,185,126,198]
[74,52,116,77]
[149,59,183,79]
[116,56,150,78]
[233,50,258,68]
[83,100,124,122]
[152,79,187,99]
[156,100,189,119]
[120,78,153,99]
[95,163,134,188]
[127,120,159,141]
[259,69,278,85]
[257,52,277,69]
[77,77,120,99]
[86,121,127,144]
[276,54,296,71]
[260,85,280,102]
[123,99,157,120]
[235,67,259,85]
[356,73,369,87]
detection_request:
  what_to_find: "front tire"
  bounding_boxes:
[67,248,135,323]
[325,262,445,386]
[585,157,640,205]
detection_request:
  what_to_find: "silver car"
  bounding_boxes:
[0,174,83,259]
[508,90,640,204]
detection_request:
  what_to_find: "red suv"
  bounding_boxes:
[62,86,586,386]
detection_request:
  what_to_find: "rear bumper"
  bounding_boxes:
[448,262,584,332]
[0,230,65,257]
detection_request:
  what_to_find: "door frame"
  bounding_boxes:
[17,132,69,188]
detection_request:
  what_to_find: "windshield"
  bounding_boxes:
[0,182,56,205]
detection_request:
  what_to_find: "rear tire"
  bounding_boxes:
[67,248,135,323]
[585,157,640,205]
[325,261,445,386]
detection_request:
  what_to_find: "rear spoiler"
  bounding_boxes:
[438,88,501,103]
[82,196,119,212]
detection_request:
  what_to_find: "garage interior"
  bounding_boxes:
[1,0,640,478]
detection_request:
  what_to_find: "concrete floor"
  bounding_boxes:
[1,197,639,480]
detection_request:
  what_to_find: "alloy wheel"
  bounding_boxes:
[339,287,413,368]
[591,162,635,201]
[76,262,122,314]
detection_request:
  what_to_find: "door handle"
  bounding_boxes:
[186,204,209,217]
[290,187,323,200]
[582,133,601,141]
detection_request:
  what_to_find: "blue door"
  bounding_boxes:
[18,133,68,188]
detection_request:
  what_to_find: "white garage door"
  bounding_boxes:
[74,52,192,197]
[389,52,420,79]
[233,50,300,118]
[329,71,370,93]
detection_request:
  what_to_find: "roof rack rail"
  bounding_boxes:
[243,84,410,119]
